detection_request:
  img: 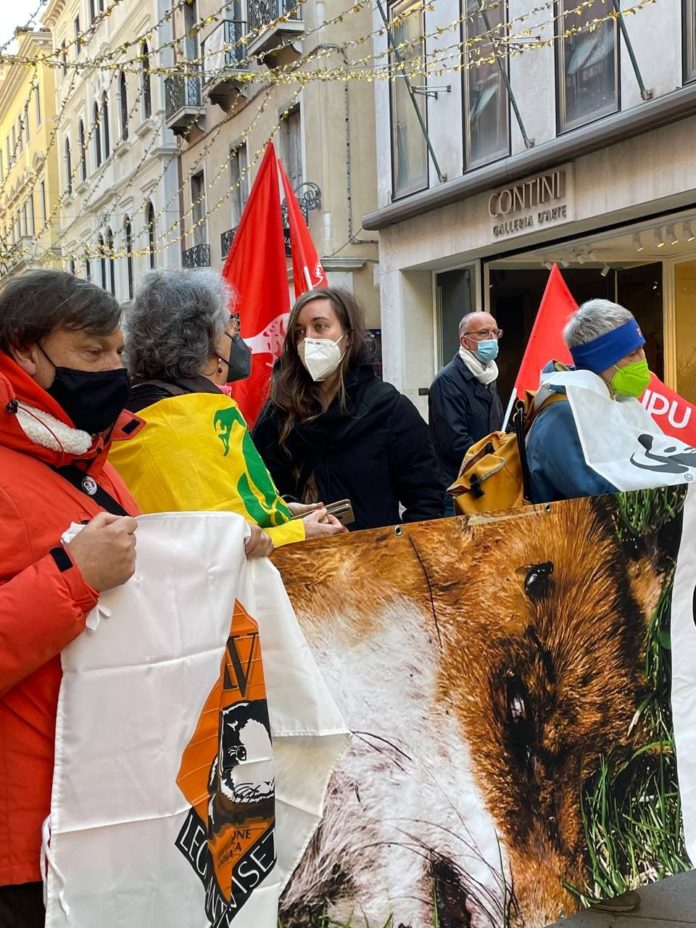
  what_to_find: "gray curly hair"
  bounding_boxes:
[124,269,234,381]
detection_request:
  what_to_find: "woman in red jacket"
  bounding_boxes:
[0,270,139,927]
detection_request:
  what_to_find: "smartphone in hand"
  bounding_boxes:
[325,498,355,526]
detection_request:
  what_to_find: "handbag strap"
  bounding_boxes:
[52,463,129,517]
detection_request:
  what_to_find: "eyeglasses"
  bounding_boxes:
[465,328,503,341]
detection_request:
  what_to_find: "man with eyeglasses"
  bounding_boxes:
[429,311,504,503]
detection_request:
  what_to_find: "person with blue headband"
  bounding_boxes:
[526,298,651,506]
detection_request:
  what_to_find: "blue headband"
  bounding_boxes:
[570,318,645,373]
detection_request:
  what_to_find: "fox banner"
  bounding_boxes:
[47,496,695,927]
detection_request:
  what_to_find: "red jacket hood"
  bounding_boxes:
[0,351,143,472]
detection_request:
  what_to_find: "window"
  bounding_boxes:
[101,91,110,158]
[557,0,618,131]
[463,0,509,168]
[24,105,30,144]
[98,234,106,287]
[229,144,248,226]
[35,85,41,126]
[280,107,302,191]
[69,258,76,276]
[5,137,10,168]
[389,0,428,197]
[184,0,199,62]
[84,255,91,280]
[191,171,207,246]
[21,203,27,237]
[93,102,102,166]
[145,201,156,268]
[61,41,67,75]
[0,150,4,182]
[685,0,696,82]
[11,125,17,158]
[40,179,47,227]
[74,16,81,55]
[141,43,152,119]
[79,120,87,180]
[89,0,96,23]
[124,216,133,299]
[119,71,129,141]
[106,227,115,295]
[28,194,35,236]
[64,137,72,195]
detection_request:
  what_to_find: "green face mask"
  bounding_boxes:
[610,358,650,397]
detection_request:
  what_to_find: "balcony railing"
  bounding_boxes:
[164,74,205,135]
[203,20,247,80]
[221,227,238,258]
[248,0,301,35]
[182,243,211,268]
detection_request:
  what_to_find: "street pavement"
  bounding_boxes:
[551,870,696,927]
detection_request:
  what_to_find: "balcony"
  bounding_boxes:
[221,227,238,258]
[164,75,205,137]
[247,0,304,66]
[203,20,250,112]
[182,243,211,268]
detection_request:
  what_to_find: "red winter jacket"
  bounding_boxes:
[0,352,140,886]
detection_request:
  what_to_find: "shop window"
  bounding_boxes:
[556,0,618,132]
[389,0,428,198]
[685,0,696,82]
[674,261,696,401]
[463,0,509,169]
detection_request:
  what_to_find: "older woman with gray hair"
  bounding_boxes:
[108,268,345,553]
[525,298,651,508]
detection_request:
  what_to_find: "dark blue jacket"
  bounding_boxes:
[526,389,617,503]
[428,353,504,487]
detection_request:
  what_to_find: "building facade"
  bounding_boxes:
[366,0,696,412]
[165,0,380,324]
[0,28,62,277]
[42,0,181,299]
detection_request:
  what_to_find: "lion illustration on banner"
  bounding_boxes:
[273,490,688,928]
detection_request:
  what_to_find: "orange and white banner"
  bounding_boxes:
[45,512,348,928]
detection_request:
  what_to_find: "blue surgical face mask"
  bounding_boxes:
[475,339,499,362]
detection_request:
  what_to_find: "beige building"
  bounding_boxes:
[42,0,182,299]
[0,28,62,277]
[166,0,379,324]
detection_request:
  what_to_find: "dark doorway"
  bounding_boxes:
[436,267,476,369]
[488,263,663,405]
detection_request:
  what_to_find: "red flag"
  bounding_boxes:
[222,143,289,427]
[514,264,576,398]
[279,161,329,297]
[641,374,696,445]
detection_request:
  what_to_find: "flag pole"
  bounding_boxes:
[502,390,516,431]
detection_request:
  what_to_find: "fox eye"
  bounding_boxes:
[523,561,554,599]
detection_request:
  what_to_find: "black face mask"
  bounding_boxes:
[39,344,131,434]
[221,333,252,383]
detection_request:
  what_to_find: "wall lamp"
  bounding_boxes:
[600,263,611,277]
[633,233,645,253]
[684,222,696,243]
[655,228,665,249]
[667,225,679,246]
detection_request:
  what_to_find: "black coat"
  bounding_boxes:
[252,362,445,531]
[428,353,504,488]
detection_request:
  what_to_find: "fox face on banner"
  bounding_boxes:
[274,490,689,927]
[175,601,276,925]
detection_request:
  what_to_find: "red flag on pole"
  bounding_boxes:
[222,143,289,428]
[513,263,576,398]
[642,373,696,445]
[279,160,329,297]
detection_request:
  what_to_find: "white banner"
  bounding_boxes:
[538,369,696,490]
[671,485,696,864]
[45,512,349,928]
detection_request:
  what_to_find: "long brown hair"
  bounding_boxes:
[271,287,367,445]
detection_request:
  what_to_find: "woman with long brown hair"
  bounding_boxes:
[252,288,445,531]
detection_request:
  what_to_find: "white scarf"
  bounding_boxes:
[459,347,498,386]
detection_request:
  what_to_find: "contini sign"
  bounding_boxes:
[488,166,574,238]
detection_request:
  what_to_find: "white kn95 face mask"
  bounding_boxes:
[298,335,345,382]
